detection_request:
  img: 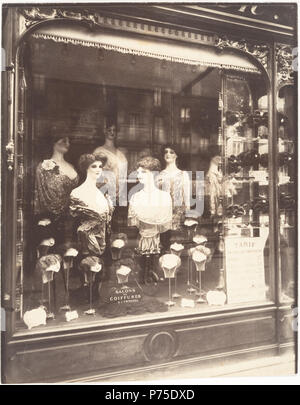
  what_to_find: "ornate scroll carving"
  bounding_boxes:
[19,7,61,28]
[276,44,295,88]
[215,35,269,71]
[18,7,216,46]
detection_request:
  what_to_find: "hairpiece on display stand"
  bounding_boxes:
[279,192,295,210]
[38,218,52,227]
[110,233,128,260]
[58,244,79,312]
[37,237,55,258]
[251,196,269,213]
[225,204,246,218]
[227,155,242,174]
[184,218,198,241]
[170,242,184,256]
[159,254,181,307]
[238,150,260,168]
[259,153,269,168]
[189,245,211,302]
[36,254,62,319]
[169,243,184,298]
[116,265,132,285]
[186,243,198,294]
[191,250,207,303]
[192,234,208,246]
[80,256,103,315]
[279,152,293,167]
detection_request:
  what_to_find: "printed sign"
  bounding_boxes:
[225,235,267,304]
[105,285,143,305]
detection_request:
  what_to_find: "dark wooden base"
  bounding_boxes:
[4,304,296,383]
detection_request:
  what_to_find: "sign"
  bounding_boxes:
[249,170,268,184]
[105,285,143,305]
[225,236,268,304]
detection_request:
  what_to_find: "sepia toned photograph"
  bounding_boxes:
[1,2,298,385]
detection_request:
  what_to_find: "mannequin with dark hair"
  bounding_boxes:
[157,144,190,230]
[93,122,128,201]
[70,153,114,257]
[34,129,79,245]
[157,144,190,251]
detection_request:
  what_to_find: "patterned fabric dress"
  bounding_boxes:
[69,193,113,257]
[34,160,79,245]
[157,169,190,230]
[34,160,79,219]
[205,164,223,217]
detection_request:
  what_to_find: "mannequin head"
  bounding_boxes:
[79,153,107,181]
[136,156,161,186]
[104,124,117,143]
[162,144,180,166]
[46,124,71,157]
[53,136,70,155]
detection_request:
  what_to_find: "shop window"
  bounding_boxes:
[277,85,296,303]
[15,34,273,332]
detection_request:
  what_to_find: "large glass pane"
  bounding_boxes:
[221,73,271,304]
[277,85,296,303]
[17,34,272,332]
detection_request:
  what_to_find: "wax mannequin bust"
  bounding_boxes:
[34,134,78,218]
[205,154,223,217]
[94,124,128,202]
[128,156,172,283]
[70,154,114,258]
[157,144,190,231]
[34,132,79,245]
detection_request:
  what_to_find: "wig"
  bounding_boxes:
[41,125,70,159]
[78,153,107,174]
[136,156,161,172]
[161,143,180,159]
[226,112,239,126]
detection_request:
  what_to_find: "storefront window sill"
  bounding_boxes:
[12,300,276,340]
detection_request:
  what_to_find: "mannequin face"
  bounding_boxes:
[211,155,222,166]
[87,160,103,180]
[137,166,152,186]
[105,125,117,141]
[53,137,70,154]
[164,148,177,164]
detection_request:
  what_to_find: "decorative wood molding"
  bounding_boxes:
[18,7,216,46]
[215,35,270,71]
[276,44,295,88]
[18,7,272,73]
[210,4,295,27]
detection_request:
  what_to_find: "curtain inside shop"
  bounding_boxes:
[31,24,260,73]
